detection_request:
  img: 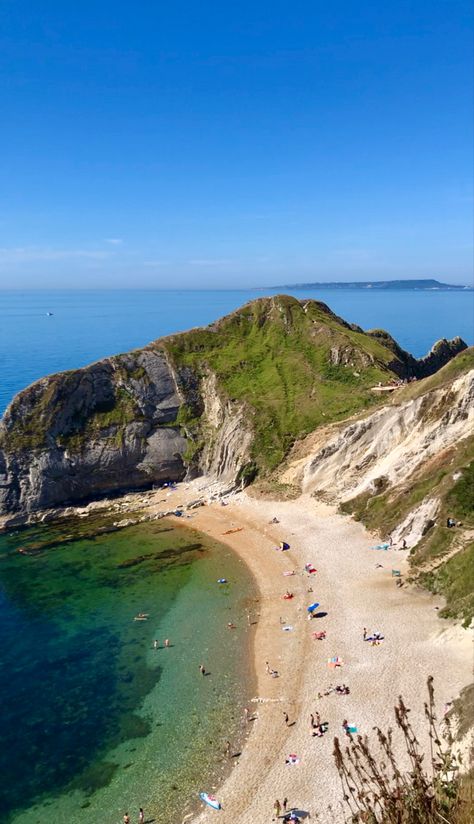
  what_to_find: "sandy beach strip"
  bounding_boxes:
[168,487,473,824]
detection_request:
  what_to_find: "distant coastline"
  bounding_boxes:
[264,278,473,291]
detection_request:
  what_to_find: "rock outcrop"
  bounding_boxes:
[0,350,189,514]
[367,331,467,379]
[297,369,474,505]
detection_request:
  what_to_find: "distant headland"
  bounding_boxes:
[266,278,472,291]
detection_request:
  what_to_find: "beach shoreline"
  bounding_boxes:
[173,483,472,823]
[3,481,472,823]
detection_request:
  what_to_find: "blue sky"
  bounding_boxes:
[0,1,472,288]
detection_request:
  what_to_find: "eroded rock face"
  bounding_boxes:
[0,350,189,514]
[298,370,474,502]
[0,345,255,517]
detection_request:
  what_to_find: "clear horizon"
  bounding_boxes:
[0,1,472,288]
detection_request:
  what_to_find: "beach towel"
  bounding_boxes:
[307,602,320,612]
[286,754,300,765]
[370,543,390,550]
[328,656,344,668]
[282,625,294,631]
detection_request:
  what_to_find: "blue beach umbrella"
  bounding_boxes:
[307,602,320,612]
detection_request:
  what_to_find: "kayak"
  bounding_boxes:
[200,792,221,810]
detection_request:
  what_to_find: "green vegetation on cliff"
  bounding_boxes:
[163,296,401,471]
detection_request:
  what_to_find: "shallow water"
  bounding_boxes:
[0,514,257,823]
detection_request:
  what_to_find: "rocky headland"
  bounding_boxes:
[0,295,467,514]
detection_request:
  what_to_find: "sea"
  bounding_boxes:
[0,286,473,823]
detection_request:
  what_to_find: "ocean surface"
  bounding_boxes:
[0,287,473,415]
[0,512,256,823]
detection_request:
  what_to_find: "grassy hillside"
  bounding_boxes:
[162,295,404,471]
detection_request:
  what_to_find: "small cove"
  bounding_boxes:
[0,515,257,823]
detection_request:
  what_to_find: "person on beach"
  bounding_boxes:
[266,661,271,674]
[199,664,206,675]
[310,713,315,729]
[139,809,144,823]
[282,797,288,812]
[315,711,321,726]
[273,799,281,819]
[283,711,289,726]
[224,739,231,757]
[363,627,367,640]
[244,707,249,723]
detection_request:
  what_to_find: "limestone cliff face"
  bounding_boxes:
[198,372,253,485]
[0,343,255,516]
[282,365,474,547]
[292,370,473,504]
[0,350,189,514]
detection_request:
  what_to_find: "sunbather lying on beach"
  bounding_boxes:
[312,721,329,737]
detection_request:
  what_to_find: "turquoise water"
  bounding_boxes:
[0,287,473,414]
[0,515,257,823]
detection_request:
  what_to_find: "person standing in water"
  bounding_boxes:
[139,809,144,823]
[199,664,206,675]
[123,815,130,824]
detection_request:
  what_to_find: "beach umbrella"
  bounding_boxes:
[307,602,320,612]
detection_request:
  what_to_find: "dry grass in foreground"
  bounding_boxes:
[333,677,473,823]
